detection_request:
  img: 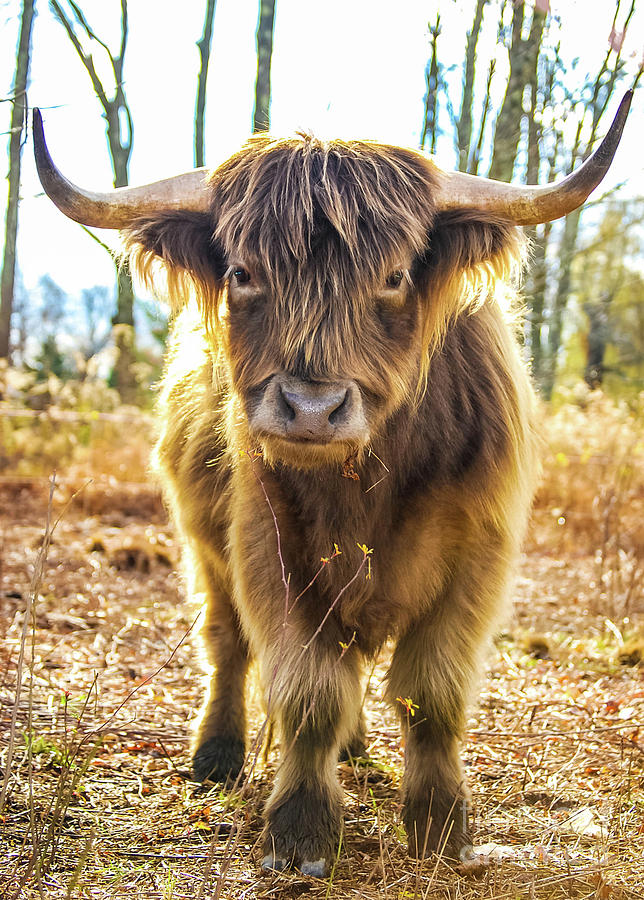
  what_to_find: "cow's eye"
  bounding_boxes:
[232,266,251,285]
[386,270,404,289]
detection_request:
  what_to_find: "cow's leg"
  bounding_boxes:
[338,708,368,761]
[190,551,250,783]
[261,640,362,877]
[386,559,508,860]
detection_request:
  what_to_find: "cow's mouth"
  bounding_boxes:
[253,433,367,472]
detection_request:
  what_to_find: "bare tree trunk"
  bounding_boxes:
[253,0,276,133]
[527,176,556,385]
[489,3,545,182]
[524,50,559,379]
[195,0,217,167]
[457,0,487,172]
[488,1,524,181]
[12,277,28,365]
[0,0,35,363]
[540,117,582,397]
[51,0,138,402]
[540,209,580,397]
[469,58,494,176]
[420,16,441,153]
[584,292,613,388]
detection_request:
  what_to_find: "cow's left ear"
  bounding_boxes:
[123,210,226,310]
[415,209,526,361]
[423,208,525,278]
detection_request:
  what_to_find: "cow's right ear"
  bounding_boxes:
[123,210,226,310]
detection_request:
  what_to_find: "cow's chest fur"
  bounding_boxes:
[277,459,391,648]
[234,444,459,654]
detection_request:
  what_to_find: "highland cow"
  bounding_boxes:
[33,92,631,876]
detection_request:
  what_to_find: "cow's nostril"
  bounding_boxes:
[328,391,348,425]
[278,386,296,422]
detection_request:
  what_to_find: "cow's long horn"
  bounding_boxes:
[33,108,211,228]
[434,90,633,225]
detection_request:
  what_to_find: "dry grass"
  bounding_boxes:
[1,384,643,899]
[531,389,644,621]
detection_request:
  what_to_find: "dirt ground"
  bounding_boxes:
[1,477,643,899]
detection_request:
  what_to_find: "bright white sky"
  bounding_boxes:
[1,0,643,304]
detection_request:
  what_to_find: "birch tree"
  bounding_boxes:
[420,16,441,153]
[195,0,217,167]
[0,0,35,364]
[253,0,276,132]
[456,0,488,172]
[489,1,546,183]
[50,0,137,401]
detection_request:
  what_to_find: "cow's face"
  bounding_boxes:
[208,136,439,467]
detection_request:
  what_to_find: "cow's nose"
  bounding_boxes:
[279,384,349,439]
[249,375,369,446]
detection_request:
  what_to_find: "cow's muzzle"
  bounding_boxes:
[249,375,369,445]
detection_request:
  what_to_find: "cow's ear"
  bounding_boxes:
[415,209,526,361]
[123,210,225,311]
[424,208,525,278]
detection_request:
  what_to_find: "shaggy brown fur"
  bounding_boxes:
[124,133,538,875]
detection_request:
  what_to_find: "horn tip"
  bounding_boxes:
[32,108,45,147]
[33,108,49,170]
[608,89,633,144]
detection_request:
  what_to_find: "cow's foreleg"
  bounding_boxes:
[387,615,472,859]
[191,552,250,783]
[261,640,362,877]
[386,560,507,860]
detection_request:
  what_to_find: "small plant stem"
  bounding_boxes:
[0,473,56,814]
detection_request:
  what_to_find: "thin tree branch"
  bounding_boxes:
[119,0,128,65]
[195,0,217,167]
[49,2,110,112]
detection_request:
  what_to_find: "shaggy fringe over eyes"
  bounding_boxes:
[122,142,526,395]
[417,210,527,384]
[209,134,439,310]
[123,211,225,325]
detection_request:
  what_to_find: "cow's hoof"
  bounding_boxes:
[261,854,288,872]
[300,858,327,878]
[403,793,470,860]
[261,855,328,879]
[263,784,340,876]
[192,735,245,784]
